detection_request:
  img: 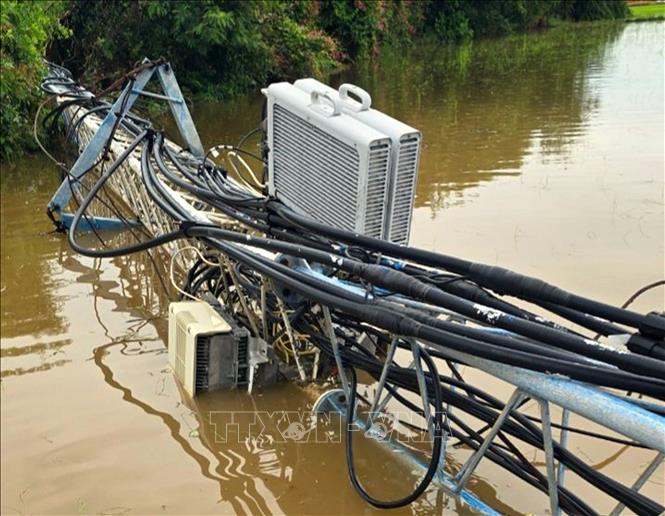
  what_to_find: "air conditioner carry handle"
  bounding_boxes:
[339,84,371,112]
[310,90,342,117]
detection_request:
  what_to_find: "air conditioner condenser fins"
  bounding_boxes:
[263,80,421,246]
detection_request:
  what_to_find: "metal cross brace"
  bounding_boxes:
[454,388,527,492]
[608,452,664,516]
[322,305,350,393]
[48,59,204,229]
[539,399,561,516]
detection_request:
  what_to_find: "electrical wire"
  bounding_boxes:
[38,61,665,515]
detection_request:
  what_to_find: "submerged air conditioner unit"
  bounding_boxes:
[263,82,392,239]
[168,301,247,396]
[293,79,421,245]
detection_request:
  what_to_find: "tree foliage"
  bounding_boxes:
[52,0,342,97]
[1,0,630,161]
[423,0,627,41]
[1,1,68,161]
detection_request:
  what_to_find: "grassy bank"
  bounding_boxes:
[1,0,631,162]
[628,3,665,20]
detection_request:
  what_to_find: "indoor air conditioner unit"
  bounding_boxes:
[294,79,421,245]
[263,82,392,239]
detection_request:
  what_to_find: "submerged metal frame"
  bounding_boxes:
[314,353,664,515]
[48,64,665,515]
[47,60,204,229]
[311,388,501,516]
[309,272,664,514]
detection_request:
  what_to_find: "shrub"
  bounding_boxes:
[1,0,631,160]
[0,1,68,161]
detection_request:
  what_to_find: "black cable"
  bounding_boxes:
[269,202,664,336]
[344,348,443,508]
[42,61,665,513]
[67,131,186,258]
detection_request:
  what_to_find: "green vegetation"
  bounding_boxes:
[1,0,632,161]
[1,1,68,161]
[628,3,665,20]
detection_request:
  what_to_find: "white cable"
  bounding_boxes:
[204,143,262,195]
[228,150,265,189]
[226,151,257,192]
[169,245,220,301]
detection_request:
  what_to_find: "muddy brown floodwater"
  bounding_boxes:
[2,20,664,516]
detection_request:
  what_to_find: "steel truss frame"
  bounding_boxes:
[48,65,665,516]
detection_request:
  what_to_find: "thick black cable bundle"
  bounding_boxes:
[39,62,665,514]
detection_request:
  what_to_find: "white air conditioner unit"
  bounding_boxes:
[294,79,421,245]
[263,82,392,239]
[168,301,233,397]
[168,300,278,396]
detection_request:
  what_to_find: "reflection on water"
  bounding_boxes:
[2,20,664,515]
[0,156,69,340]
[338,23,627,214]
[185,22,630,214]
